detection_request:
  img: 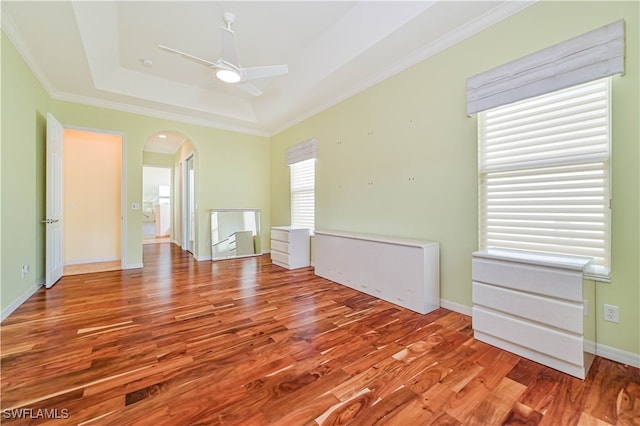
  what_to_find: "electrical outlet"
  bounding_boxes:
[603,304,619,323]
[21,264,29,278]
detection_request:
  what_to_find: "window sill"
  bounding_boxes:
[475,248,610,282]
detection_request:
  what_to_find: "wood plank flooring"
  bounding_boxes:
[1,243,639,425]
[63,261,121,276]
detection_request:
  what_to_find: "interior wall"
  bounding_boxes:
[48,102,270,265]
[1,28,270,314]
[63,129,122,264]
[1,30,50,313]
[271,1,639,357]
[143,151,174,167]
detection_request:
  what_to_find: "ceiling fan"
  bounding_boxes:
[158,12,288,97]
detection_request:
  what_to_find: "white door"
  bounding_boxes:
[45,113,64,288]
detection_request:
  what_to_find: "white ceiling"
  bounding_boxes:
[2,1,534,140]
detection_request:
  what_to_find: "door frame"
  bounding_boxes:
[182,153,195,254]
[65,125,128,270]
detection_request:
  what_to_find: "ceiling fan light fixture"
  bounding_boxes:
[216,69,241,83]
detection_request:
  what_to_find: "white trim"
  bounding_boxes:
[1,280,44,322]
[0,5,56,96]
[596,343,640,368]
[440,299,473,316]
[193,254,211,262]
[182,153,195,254]
[123,263,143,270]
[1,0,534,138]
[1,3,268,138]
[271,1,536,135]
[584,339,597,355]
[64,257,120,266]
[53,92,270,138]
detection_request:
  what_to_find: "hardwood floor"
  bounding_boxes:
[63,261,121,276]
[1,243,639,425]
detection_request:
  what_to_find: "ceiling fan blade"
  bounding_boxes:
[219,26,239,67]
[242,64,289,81]
[158,45,220,69]
[237,82,263,97]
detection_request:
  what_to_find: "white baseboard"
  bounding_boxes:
[65,257,119,266]
[194,254,211,262]
[1,280,44,322]
[440,299,472,316]
[124,263,143,270]
[596,343,640,368]
[463,303,639,368]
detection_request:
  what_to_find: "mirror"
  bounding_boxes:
[211,209,261,260]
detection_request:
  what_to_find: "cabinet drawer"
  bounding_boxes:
[271,239,289,254]
[472,258,582,302]
[271,250,289,267]
[473,306,583,365]
[271,229,289,242]
[472,281,583,334]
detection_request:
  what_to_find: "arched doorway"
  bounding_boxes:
[143,131,196,254]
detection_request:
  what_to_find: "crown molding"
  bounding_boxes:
[2,3,269,138]
[4,1,536,139]
[1,3,56,97]
[272,0,537,136]
[52,91,270,137]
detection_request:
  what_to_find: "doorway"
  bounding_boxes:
[62,128,124,275]
[142,166,172,244]
[142,131,196,259]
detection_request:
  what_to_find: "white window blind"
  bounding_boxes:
[290,158,315,231]
[479,78,611,277]
[467,19,624,115]
[287,138,317,165]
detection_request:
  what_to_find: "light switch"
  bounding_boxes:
[131,202,141,210]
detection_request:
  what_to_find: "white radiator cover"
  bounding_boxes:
[472,248,595,379]
[314,230,440,315]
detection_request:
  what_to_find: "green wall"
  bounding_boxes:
[1,30,269,314]
[51,100,270,264]
[143,151,174,167]
[271,1,639,357]
[1,31,50,312]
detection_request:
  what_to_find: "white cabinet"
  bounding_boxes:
[314,230,440,315]
[472,248,596,379]
[270,226,310,269]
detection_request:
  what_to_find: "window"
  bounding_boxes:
[478,78,611,278]
[290,158,315,231]
[287,138,317,232]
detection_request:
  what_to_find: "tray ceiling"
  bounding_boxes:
[1,1,534,136]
